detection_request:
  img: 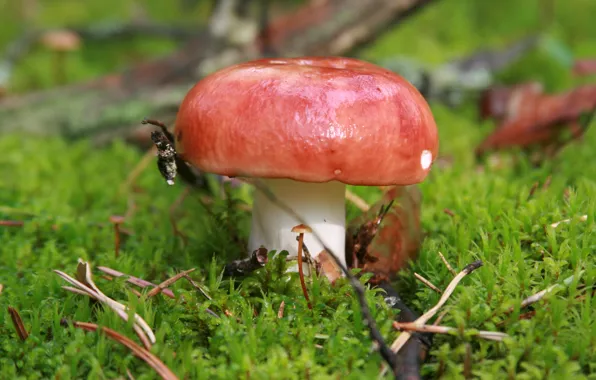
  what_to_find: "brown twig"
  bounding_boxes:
[8,306,29,341]
[146,268,196,298]
[414,273,443,294]
[0,284,3,295]
[97,266,175,299]
[293,224,313,309]
[438,251,457,276]
[61,320,178,380]
[393,321,508,342]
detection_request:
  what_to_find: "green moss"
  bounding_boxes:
[1,0,596,378]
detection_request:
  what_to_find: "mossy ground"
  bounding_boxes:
[1,0,596,379]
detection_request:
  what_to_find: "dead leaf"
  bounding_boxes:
[346,185,422,283]
[476,83,596,157]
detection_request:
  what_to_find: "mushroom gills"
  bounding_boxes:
[248,178,347,274]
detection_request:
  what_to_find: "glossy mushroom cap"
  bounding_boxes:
[174,56,439,186]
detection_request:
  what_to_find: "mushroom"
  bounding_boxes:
[39,29,81,84]
[173,56,438,273]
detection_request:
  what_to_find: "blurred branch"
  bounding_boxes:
[0,0,437,146]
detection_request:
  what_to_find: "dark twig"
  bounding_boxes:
[250,179,399,376]
[223,247,268,277]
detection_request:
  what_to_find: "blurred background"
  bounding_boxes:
[0,0,594,153]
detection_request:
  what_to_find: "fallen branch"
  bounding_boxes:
[393,321,508,342]
[8,306,29,341]
[61,319,178,380]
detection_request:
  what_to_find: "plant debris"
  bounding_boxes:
[97,266,176,299]
[8,306,29,341]
[146,268,196,298]
[61,319,178,380]
[55,260,156,349]
[222,247,269,277]
[346,185,422,284]
[476,82,596,159]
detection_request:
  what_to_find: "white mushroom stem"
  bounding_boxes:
[248,178,347,273]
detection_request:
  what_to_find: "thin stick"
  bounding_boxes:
[393,321,508,342]
[0,284,3,295]
[414,273,443,293]
[96,266,175,299]
[345,189,370,212]
[505,272,581,314]
[182,274,212,300]
[438,251,457,276]
[62,320,178,380]
[146,268,196,298]
[391,261,483,353]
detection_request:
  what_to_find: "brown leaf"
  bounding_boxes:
[346,185,422,283]
[63,320,178,380]
[8,306,29,341]
[476,83,596,156]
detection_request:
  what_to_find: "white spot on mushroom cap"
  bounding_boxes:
[420,150,433,170]
[334,169,342,175]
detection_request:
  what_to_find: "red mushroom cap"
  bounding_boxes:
[174,56,438,186]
